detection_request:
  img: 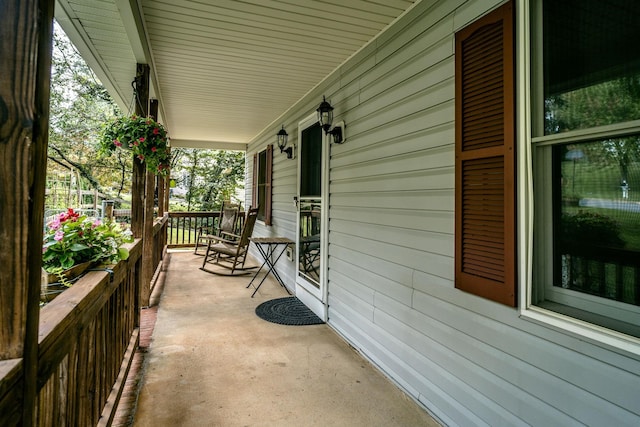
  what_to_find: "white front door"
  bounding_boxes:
[296,114,328,320]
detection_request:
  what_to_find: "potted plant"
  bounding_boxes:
[100,115,171,175]
[42,208,134,301]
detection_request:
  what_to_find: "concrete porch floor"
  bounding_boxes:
[131,250,440,426]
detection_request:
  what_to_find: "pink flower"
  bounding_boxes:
[113,139,122,147]
[153,128,160,135]
[93,219,101,228]
[138,154,145,161]
[151,146,157,152]
[49,217,61,230]
[54,230,64,242]
[139,137,145,142]
[133,141,139,146]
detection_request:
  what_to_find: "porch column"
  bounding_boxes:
[131,63,149,239]
[0,0,54,424]
[130,63,154,306]
[149,98,169,267]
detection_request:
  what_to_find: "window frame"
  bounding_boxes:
[518,0,640,356]
[252,145,272,225]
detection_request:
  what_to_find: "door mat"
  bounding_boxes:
[255,297,324,326]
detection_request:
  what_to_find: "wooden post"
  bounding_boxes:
[141,172,155,306]
[131,64,149,239]
[0,0,55,424]
[149,98,158,120]
[130,63,154,306]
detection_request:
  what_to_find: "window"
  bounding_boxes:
[252,145,272,225]
[455,1,516,306]
[531,0,640,337]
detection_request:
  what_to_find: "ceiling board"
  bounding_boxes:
[55,0,418,146]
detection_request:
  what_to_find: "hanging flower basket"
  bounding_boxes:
[100,115,171,176]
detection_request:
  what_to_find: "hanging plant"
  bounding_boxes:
[100,115,171,175]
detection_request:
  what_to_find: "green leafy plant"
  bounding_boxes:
[42,208,134,273]
[101,114,171,175]
[560,210,624,248]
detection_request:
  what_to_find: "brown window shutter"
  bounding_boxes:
[455,1,516,307]
[265,144,273,225]
[252,152,258,209]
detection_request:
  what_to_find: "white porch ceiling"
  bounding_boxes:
[55,0,418,148]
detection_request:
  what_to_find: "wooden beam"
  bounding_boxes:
[0,0,55,423]
[141,171,155,306]
[131,63,149,239]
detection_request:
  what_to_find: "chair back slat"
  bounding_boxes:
[218,201,240,236]
[238,207,259,249]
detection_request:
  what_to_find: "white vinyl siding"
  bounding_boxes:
[246,0,640,425]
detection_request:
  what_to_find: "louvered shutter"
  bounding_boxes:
[455,1,516,306]
[252,153,258,209]
[264,144,273,226]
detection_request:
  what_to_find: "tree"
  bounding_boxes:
[171,148,245,211]
[546,77,640,181]
[48,23,245,212]
[49,22,122,192]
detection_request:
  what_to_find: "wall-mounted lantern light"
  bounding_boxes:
[276,125,293,159]
[316,96,345,144]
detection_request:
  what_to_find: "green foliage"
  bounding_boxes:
[42,208,133,271]
[171,148,245,211]
[560,211,624,248]
[48,23,245,210]
[49,23,120,175]
[100,115,171,175]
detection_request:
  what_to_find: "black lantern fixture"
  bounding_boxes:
[316,96,334,133]
[316,96,345,144]
[276,125,293,159]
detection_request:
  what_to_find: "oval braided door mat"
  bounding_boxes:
[255,297,324,326]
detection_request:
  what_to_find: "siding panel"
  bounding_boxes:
[244,0,640,425]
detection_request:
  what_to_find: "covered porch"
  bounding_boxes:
[121,251,438,426]
[3,0,640,425]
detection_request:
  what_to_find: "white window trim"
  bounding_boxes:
[516,0,640,360]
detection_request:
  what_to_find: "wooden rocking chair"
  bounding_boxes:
[194,201,241,255]
[199,207,259,275]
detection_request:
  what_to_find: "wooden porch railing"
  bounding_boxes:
[0,215,167,426]
[558,245,640,306]
[167,211,244,248]
[36,239,142,426]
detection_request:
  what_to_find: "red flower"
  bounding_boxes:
[138,154,145,161]
[153,128,160,135]
[139,137,145,142]
[151,146,157,152]
[113,139,122,147]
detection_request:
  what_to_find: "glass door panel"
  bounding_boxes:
[296,118,326,311]
[299,200,321,287]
